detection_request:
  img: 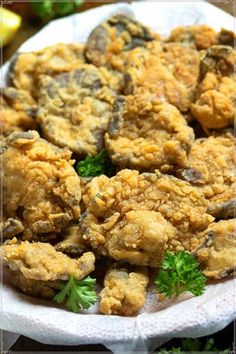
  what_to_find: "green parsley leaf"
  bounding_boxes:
[53,275,97,313]
[155,251,206,298]
[30,1,54,19]
[30,0,84,19]
[76,149,115,177]
[158,338,231,353]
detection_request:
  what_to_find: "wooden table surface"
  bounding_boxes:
[2,1,235,352]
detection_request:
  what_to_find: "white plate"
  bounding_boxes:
[1,2,235,353]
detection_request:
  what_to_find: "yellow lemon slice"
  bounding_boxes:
[0,7,22,46]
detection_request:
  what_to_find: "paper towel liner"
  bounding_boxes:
[0,2,235,353]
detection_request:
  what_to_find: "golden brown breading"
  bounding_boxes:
[37,65,117,156]
[1,130,81,240]
[55,224,88,256]
[81,170,213,266]
[105,95,194,172]
[0,87,36,136]
[191,73,236,129]
[99,264,148,315]
[194,219,236,279]
[8,43,85,99]
[1,238,95,297]
[206,182,236,219]
[85,14,158,68]
[0,218,24,240]
[168,25,218,50]
[177,135,235,200]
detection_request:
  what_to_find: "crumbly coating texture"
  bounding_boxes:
[105,95,194,172]
[178,135,235,200]
[100,265,148,315]
[195,219,236,279]
[81,170,213,266]
[85,14,157,68]
[191,73,236,129]
[168,25,218,50]
[55,224,89,256]
[1,130,81,240]
[37,65,118,156]
[0,217,24,240]
[206,182,236,219]
[8,43,85,99]
[1,238,95,297]
[0,87,36,136]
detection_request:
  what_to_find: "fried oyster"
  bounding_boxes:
[85,14,157,68]
[1,238,95,298]
[81,169,213,267]
[1,130,81,240]
[0,87,37,136]
[37,65,118,156]
[8,43,85,99]
[195,219,236,279]
[105,94,194,172]
[100,264,148,316]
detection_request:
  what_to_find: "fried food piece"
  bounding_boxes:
[191,73,236,129]
[37,65,116,156]
[85,14,156,68]
[1,238,95,298]
[124,50,192,112]
[0,87,36,136]
[195,219,236,279]
[178,135,235,201]
[161,43,200,101]
[81,170,213,266]
[8,43,85,99]
[1,130,81,240]
[55,224,88,256]
[168,25,217,50]
[218,28,235,47]
[200,45,236,79]
[105,95,194,172]
[206,182,236,219]
[100,264,148,315]
[0,218,24,240]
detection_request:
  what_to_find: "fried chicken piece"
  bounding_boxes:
[99,264,148,316]
[8,43,85,99]
[105,94,194,172]
[194,219,236,279]
[0,87,36,136]
[191,73,236,129]
[55,224,88,256]
[85,14,157,68]
[200,45,236,79]
[1,238,95,298]
[81,170,213,266]
[1,130,81,240]
[168,25,218,50]
[37,65,117,156]
[177,135,235,203]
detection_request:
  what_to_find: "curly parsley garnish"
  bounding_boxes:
[158,338,230,353]
[53,275,97,313]
[76,149,115,177]
[30,0,83,20]
[155,251,206,298]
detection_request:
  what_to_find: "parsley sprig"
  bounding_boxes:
[158,338,230,353]
[53,275,97,312]
[76,149,115,177]
[30,0,83,20]
[155,251,206,298]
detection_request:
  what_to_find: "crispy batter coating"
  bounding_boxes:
[100,264,148,315]
[195,219,236,279]
[55,224,88,256]
[200,45,236,79]
[191,73,236,129]
[1,130,81,240]
[168,25,217,50]
[0,87,36,136]
[0,218,24,240]
[105,95,194,172]
[85,14,157,68]
[1,238,95,297]
[81,170,213,266]
[206,182,236,219]
[37,65,118,156]
[178,135,235,200]
[8,43,85,99]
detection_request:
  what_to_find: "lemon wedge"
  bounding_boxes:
[0,7,22,46]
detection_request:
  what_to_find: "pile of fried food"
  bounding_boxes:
[1,15,235,316]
